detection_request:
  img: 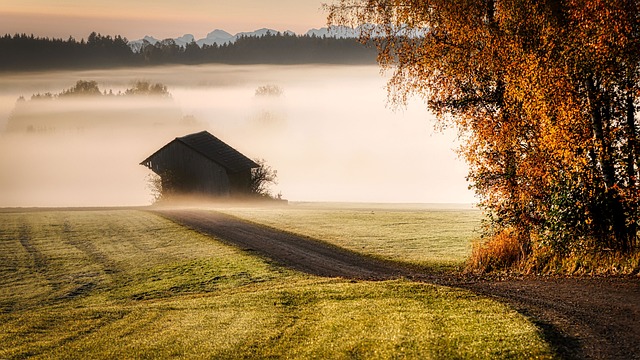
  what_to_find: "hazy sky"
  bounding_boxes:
[0,0,328,40]
[0,1,476,206]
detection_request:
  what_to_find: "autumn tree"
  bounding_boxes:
[327,0,639,270]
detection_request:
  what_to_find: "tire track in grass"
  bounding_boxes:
[18,222,48,274]
[3,219,61,312]
[17,214,119,303]
[58,219,120,300]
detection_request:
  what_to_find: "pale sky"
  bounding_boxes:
[0,0,329,40]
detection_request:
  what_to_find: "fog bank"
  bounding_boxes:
[0,65,473,207]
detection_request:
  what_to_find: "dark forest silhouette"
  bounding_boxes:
[0,31,377,71]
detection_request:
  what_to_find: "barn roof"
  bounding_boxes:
[142,131,259,173]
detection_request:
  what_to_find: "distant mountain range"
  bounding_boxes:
[0,27,377,71]
[130,26,359,49]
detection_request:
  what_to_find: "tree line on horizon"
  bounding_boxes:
[0,31,377,71]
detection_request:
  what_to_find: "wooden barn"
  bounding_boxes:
[140,131,259,197]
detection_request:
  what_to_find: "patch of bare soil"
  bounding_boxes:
[453,276,640,360]
[155,209,640,360]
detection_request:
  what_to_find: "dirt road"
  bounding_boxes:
[156,209,640,360]
[156,209,408,280]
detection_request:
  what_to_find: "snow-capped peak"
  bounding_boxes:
[130,27,359,49]
[174,34,195,47]
[142,35,159,44]
[206,29,233,40]
[196,29,234,47]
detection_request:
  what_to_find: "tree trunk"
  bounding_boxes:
[586,76,630,251]
[625,91,638,251]
[586,77,615,188]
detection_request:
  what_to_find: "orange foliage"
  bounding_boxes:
[467,229,523,273]
[328,0,640,267]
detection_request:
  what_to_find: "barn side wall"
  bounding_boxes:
[143,141,230,196]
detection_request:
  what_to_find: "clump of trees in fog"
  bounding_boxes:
[0,31,376,71]
[30,80,170,100]
[328,0,640,273]
[255,84,284,97]
[7,80,181,133]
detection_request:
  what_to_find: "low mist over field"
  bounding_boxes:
[0,65,472,207]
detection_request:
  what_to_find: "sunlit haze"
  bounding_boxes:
[0,65,474,207]
[0,1,475,206]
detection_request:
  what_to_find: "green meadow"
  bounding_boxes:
[0,208,554,359]
[217,203,482,271]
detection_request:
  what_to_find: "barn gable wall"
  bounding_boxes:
[228,170,252,194]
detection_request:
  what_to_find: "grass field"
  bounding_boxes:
[0,208,555,359]
[216,202,482,271]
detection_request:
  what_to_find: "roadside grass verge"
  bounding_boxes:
[0,209,553,359]
[466,228,640,276]
[214,203,481,272]
[525,247,640,276]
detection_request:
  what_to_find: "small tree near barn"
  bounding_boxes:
[249,158,278,198]
[146,169,182,202]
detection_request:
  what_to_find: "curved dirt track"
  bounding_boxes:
[155,209,409,280]
[457,276,640,360]
[155,209,640,360]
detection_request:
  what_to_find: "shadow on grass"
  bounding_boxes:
[531,319,582,360]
